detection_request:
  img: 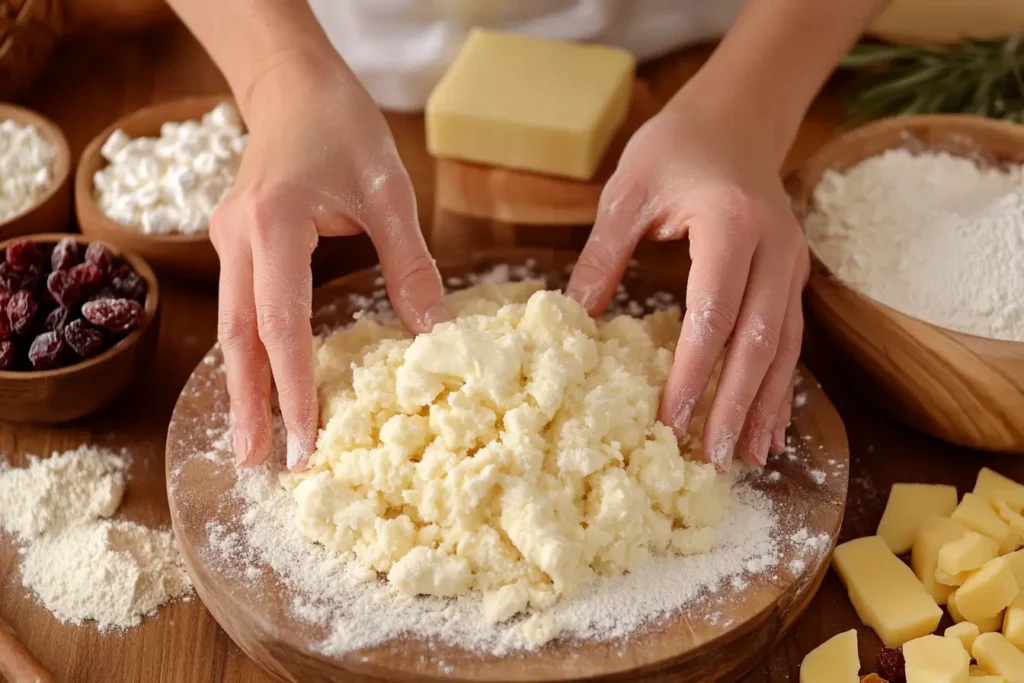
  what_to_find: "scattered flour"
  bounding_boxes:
[0,446,192,630]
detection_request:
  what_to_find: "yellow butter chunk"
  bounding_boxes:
[426,29,636,180]
[938,568,971,587]
[833,536,943,647]
[952,494,1021,555]
[973,632,1024,681]
[878,483,960,554]
[975,469,1024,513]
[799,629,860,683]
[956,557,1020,624]
[904,634,971,683]
[970,675,1008,682]
[949,592,1005,633]
[914,517,971,604]
[1005,551,1024,588]
[995,501,1024,536]
[946,621,982,654]
[941,532,1001,576]
[1002,593,1024,650]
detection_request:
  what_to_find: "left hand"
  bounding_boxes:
[567,91,810,470]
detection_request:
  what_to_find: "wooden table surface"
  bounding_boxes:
[1,20,1021,683]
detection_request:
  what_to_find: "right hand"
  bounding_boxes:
[212,55,447,471]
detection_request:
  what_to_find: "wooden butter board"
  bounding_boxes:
[167,248,850,683]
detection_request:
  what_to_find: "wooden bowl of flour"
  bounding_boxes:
[788,114,1024,454]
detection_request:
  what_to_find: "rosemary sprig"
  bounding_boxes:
[839,35,1024,124]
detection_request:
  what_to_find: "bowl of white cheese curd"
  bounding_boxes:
[0,103,71,241]
[789,114,1024,454]
[75,96,245,284]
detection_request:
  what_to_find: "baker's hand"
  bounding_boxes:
[567,92,809,470]
[212,58,446,471]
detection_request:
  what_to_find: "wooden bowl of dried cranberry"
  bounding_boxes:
[0,233,159,423]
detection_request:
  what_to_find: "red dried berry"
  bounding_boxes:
[111,265,147,302]
[0,309,10,341]
[46,270,82,307]
[878,647,906,682]
[28,331,66,370]
[5,239,41,272]
[63,320,105,359]
[0,339,14,370]
[6,290,37,336]
[84,242,115,273]
[44,306,74,333]
[81,298,143,334]
[69,262,105,294]
[50,237,80,271]
[0,261,24,291]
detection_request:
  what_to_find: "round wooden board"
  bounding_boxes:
[167,248,849,683]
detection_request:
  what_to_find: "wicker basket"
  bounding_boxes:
[0,0,62,100]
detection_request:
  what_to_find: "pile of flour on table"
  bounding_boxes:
[804,147,1024,341]
[0,446,192,630]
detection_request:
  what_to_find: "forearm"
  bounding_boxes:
[674,0,889,166]
[165,0,351,120]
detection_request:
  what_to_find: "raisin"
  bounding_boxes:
[111,265,147,301]
[6,290,37,336]
[878,647,906,682]
[28,331,66,370]
[0,309,10,341]
[0,339,14,370]
[44,306,74,333]
[64,320,105,359]
[84,242,115,273]
[69,262,105,294]
[5,239,41,272]
[0,261,24,291]
[46,270,82,307]
[81,298,143,334]
[50,237,80,271]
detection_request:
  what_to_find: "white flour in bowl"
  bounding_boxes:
[804,147,1024,342]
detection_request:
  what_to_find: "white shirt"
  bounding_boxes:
[308,0,743,112]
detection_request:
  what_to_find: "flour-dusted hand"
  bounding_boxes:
[211,57,447,471]
[567,91,809,470]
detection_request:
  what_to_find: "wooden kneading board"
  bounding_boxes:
[167,248,850,683]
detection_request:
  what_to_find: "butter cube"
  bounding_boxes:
[799,629,859,683]
[947,622,982,654]
[973,632,1024,681]
[1005,551,1024,588]
[941,533,1001,575]
[994,501,1024,536]
[949,591,1005,633]
[938,568,971,587]
[879,484,960,554]
[956,557,1019,624]
[426,29,636,180]
[915,517,972,604]
[1002,593,1024,650]
[952,494,1021,555]
[904,634,970,682]
[975,469,1024,512]
[833,536,943,647]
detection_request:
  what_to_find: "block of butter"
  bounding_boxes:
[946,621,981,654]
[903,634,970,683]
[952,494,1021,555]
[955,557,1019,624]
[799,629,859,683]
[975,468,1024,512]
[426,29,636,180]
[878,483,960,554]
[914,517,971,604]
[833,536,943,647]
[1002,593,1024,650]
[973,632,1024,681]
[940,532,1001,576]
[948,591,1004,633]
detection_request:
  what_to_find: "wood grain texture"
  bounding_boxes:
[0,102,71,241]
[0,19,1014,683]
[168,248,849,683]
[0,233,160,422]
[788,115,1024,453]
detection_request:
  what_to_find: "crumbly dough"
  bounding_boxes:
[283,282,728,624]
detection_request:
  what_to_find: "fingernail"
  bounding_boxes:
[422,304,449,330]
[754,430,772,467]
[672,398,695,438]
[234,428,252,465]
[287,431,312,471]
[708,433,736,472]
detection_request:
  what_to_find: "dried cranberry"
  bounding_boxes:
[69,262,105,294]
[44,306,74,333]
[50,237,80,271]
[0,290,8,310]
[63,320,105,359]
[0,261,24,291]
[0,340,14,370]
[0,309,10,341]
[6,290,37,336]
[84,242,115,273]
[28,331,66,370]
[81,298,143,334]
[20,264,42,292]
[46,270,82,307]
[5,239,40,272]
[878,647,906,682]
[111,265,147,302]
